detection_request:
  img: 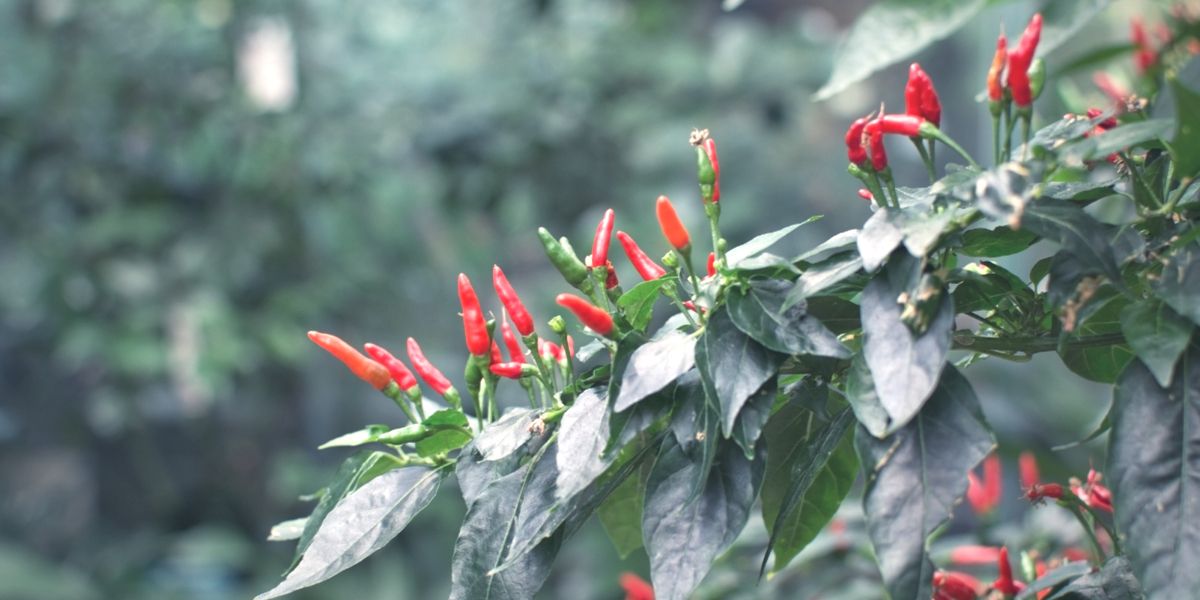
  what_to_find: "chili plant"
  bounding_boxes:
[259,5,1200,600]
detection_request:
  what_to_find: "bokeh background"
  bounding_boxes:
[0,0,1165,598]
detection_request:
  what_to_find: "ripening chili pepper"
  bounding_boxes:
[616,231,667,281]
[1076,468,1113,513]
[857,188,873,201]
[619,572,654,600]
[538,339,563,362]
[364,342,420,394]
[1018,451,1040,490]
[499,320,524,363]
[865,120,888,171]
[1008,13,1043,107]
[538,227,591,288]
[994,546,1025,595]
[566,334,575,360]
[406,337,454,396]
[966,454,1002,515]
[457,273,489,357]
[987,34,1008,105]
[932,571,982,600]
[1024,482,1064,504]
[704,137,720,203]
[949,545,1003,566]
[845,117,870,166]
[1085,108,1118,129]
[308,331,392,390]
[598,258,619,290]
[556,293,614,336]
[905,63,941,127]
[492,265,535,337]
[1132,18,1157,74]
[490,362,536,379]
[655,195,691,253]
[591,208,616,268]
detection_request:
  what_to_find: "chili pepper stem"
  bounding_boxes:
[849,164,888,209]
[921,126,981,169]
[473,378,489,432]
[992,113,1002,165]
[678,254,706,324]
[910,137,937,182]
[927,138,936,168]
[663,282,700,330]
[382,383,420,424]
[1065,503,1107,563]
[556,331,576,394]
[704,201,724,266]
[1079,501,1124,556]
[1003,103,1016,162]
[1020,112,1032,161]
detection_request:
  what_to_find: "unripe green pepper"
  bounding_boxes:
[549,315,567,335]
[537,227,591,290]
[1028,58,1046,102]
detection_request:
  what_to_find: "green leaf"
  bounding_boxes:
[959,226,1038,258]
[1059,119,1172,164]
[318,424,392,449]
[618,279,668,332]
[1108,342,1200,598]
[289,451,404,573]
[784,252,864,308]
[843,352,889,439]
[695,308,784,436]
[642,439,764,600]
[725,220,816,267]
[414,409,472,457]
[256,466,447,600]
[761,404,857,574]
[267,518,308,542]
[596,459,653,558]
[814,0,986,101]
[423,408,469,428]
[1045,556,1144,599]
[554,388,615,500]
[730,379,777,458]
[727,279,849,359]
[614,330,696,412]
[1171,79,1200,178]
[795,229,858,264]
[1059,293,1134,384]
[668,371,721,496]
[474,408,539,463]
[1155,245,1200,327]
[1015,562,1092,600]
[857,209,904,272]
[856,366,995,600]
[1019,199,1124,287]
[860,254,954,431]
[1119,299,1194,387]
[804,295,862,334]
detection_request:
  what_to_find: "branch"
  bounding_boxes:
[951,332,1126,354]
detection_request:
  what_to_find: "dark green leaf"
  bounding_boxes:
[860,254,954,431]
[615,331,696,412]
[856,366,994,600]
[730,379,777,458]
[728,279,849,359]
[257,466,447,600]
[474,408,539,463]
[843,353,889,439]
[1015,562,1092,600]
[596,459,653,558]
[761,404,857,574]
[726,221,816,267]
[554,388,613,500]
[730,252,800,275]
[1046,556,1144,599]
[959,226,1038,257]
[1059,293,1134,384]
[668,371,721,496]
[695,308,784,436]
[1020,199,1124,287]
[814,0,987,100]
[804,295,861,334]
[784,252,864,309]
[1108,342,1200,598]
[857,209,904,272]
[619,279,668,332]
[1155,245,1200,327]
[1119,299,1193,387]
[1171,79,1200,178]
[642,439,764,600]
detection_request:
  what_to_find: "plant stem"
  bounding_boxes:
[1066,504,1107,563]
[912,138,936,182]
[952,332,1126,354]
[927,129,981,169]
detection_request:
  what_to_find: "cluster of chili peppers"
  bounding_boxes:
[936,451,1121,599]
[305,131,729,439]
[986,13,1044,163]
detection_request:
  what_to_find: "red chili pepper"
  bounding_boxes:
[457,273,490,356]
[1018,451,1040,490]
[1093,71,1130,105]
[489,362,525,379]
[1008,13,1043,107]
[604,259,619,289]
[845,117,870,166]
[994,546,1025,595]
[682,300,706,314]
[492,265,535,337]
[905,63,941,127]
[1035,561,1049,600]
[364,342,420,392]
[857,188,873,201]
[655,195,691,252]
[1079,468,1113,513]
[865,120,888,171]
[932,571,982,600]
[556,293,614,336]
[617,231,667,281]
[566,334,575,359]
[308,331,392,390]
[949,545,1003,566]
[1085,108,1118,130]
[987,34,1008,103]
[966,454,1001,515]
[591,208,616,268]
[619,572,655,600]
[500,320,524,363]
[1024,482,1064,504]
[538,339,563,361]
[1132,18,1157,73]
[489,340,503,366]
[406,337,453,395]
[875,113,926,137]
[703,138,721,203]
[706,252,716,278]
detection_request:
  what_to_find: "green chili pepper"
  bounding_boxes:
[537,227,591,290]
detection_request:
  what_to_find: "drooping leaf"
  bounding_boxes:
[856,366,995,600]
[614,331,696,412]
[642,438,764,600]
[843,352,889,439]
[730,379,778,458]
[1171,78,1200,178]
[1019,199,1124,287]
[959,226,1038,257]
[725,221,815,267]
[555,388,613,501]
[728,279,849,359]
[596,458,653,558]
[860,253,954,431]
[814,0,987,101]
[1045,556,1144,599]
[784,252,864,308]
[474,408,540,463]
[1119,299,1193,387]
[257,466,447,600]
[668,370,721,496]
[1108,342,1200,598]
[695,308,784,437]
[1155,245,1200,327]
[619,279,669,332]
[761,403,857,574]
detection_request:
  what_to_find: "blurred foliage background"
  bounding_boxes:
[0,0,1167,598]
